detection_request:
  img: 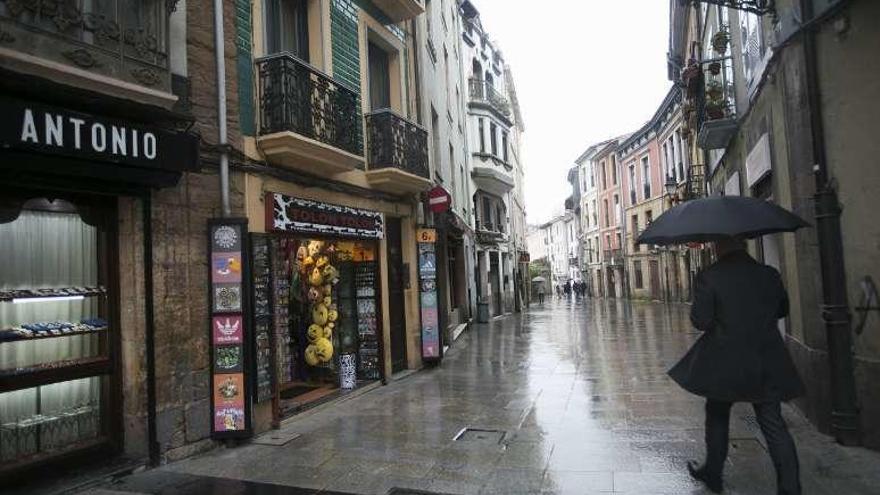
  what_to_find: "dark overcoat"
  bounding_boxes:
[668,250,805,403]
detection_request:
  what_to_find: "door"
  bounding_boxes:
[385,218,407,372]
[266,0,309,59]
[368,41,391,110]
[489,253,501,315]
[649,260,661,300]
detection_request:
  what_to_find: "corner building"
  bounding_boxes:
[459,0,527,320]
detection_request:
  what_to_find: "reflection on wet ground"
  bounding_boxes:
[87,298,880,495]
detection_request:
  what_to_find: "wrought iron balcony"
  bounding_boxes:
[468,78,511,119]
[603,249,623,265]
[256,53,364,174]
[364,109,431,194]
[0,0,177,102]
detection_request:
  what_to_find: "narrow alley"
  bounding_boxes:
[75,300,880,495]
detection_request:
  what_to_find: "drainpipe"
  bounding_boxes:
[799,0,860,445]
[214,0,231,217]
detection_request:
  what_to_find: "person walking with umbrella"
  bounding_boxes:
[638,196,810,495]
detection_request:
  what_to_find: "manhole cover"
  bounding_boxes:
[453,427,506,444]
[252,430,302,446]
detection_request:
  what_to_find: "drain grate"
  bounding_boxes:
[453,427,506,444]
[252,430,302,446]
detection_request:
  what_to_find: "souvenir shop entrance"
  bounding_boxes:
[256,194,385,420]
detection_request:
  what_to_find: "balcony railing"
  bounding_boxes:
[468,78,511,118]
[686,163,706,200]
[257,53,362,156]
[603,249,623,265]
[365,109,429,179]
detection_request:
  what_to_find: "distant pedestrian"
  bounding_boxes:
[556,285,562,297]
[564,280,571,296]
[669,238,803,494]
[536,284,545,304]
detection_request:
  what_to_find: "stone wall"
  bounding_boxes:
[150,170,245,461]
[187,0,243,150]
[117,170,246,464]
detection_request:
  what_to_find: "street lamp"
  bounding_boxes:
[665,175,677,197]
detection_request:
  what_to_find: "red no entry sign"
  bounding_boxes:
[427,186,451,213]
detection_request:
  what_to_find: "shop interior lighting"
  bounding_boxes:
[12,295,85,304]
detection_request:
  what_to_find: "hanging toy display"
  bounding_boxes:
[300,240,339,367]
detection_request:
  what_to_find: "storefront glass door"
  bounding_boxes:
[0,198,116,474]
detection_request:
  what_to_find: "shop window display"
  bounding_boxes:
[264,236,380,416]
[0,201,114,471]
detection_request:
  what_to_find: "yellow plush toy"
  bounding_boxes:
[307,240,324,257]
[322,284,332,296]
[322,296,332,307]
[307,324,323,343]
[327,308,339,323]
[312,303,329,326]
[304,345,320,366]
[302,256,315,270]
[314,337,333,362]
[309,267,323,287]
[321,264,338,282]
[315,255,329,269]
[323,326,333,339]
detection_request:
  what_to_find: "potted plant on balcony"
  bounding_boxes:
[712,25,731,54]
[705,80,724,101]
[705,98,728,120]
[708,61,722,76]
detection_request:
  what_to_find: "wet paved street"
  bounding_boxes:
[88,298,880,495]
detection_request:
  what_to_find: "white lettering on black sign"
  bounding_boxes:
[19,108,158,160]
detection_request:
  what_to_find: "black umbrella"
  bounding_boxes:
[636,195,810,246]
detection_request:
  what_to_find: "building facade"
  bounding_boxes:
[669,0,880,449]
[460,0,526,319]
[595,139,625,298]
[417,0,476,340]
[617,88,692,302]
[575,142,609,297]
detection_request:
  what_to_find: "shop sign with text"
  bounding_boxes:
[0,97,198,172]
[269,193,384,239]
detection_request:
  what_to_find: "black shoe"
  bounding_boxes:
[687,460,723,493]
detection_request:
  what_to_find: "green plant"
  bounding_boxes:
[712,26,731,54]
[705,99,728,120]
[705,80,724,100]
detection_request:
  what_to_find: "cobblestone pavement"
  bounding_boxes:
[88,298,880,495]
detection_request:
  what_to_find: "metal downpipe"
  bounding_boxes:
[800,0,860,445]
[214,0,230,217]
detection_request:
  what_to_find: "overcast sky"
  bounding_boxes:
[471,0,672,225]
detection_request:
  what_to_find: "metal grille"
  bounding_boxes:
[257,53,362,156]
[365,109,429,179]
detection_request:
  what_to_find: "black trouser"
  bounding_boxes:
[705,399,801,495]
